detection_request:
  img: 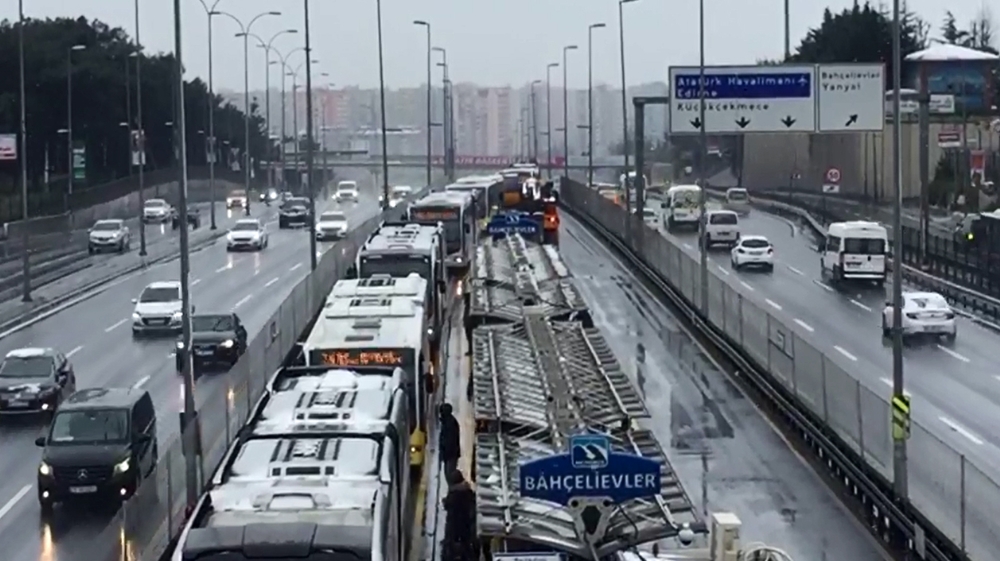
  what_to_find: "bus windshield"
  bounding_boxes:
[671,190,700,208]
[410,206,461,248]
[359,254,431,279]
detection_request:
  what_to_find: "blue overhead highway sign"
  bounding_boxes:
[486,212,540,237]
[519,434,661,505]
[672,72,812,100]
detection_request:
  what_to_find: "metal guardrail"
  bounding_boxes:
[86,190,429,561]
[562,179,993,561]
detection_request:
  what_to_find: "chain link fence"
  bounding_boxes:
[561,178,999,561]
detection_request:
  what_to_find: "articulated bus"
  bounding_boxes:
[446,177,500,224]
[408,191,476,275]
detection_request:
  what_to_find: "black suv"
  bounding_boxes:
[278,197,311,229]
[176,313,247,374]
[35,387,158,515]
[171,205,201,229]
[0,347,76,417]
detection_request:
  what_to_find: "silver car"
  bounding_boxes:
[88,219,130,254]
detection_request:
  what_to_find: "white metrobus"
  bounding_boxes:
[820,220,889,286]
[665,184,702,231]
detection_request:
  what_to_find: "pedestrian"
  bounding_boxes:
[439,403,461,475]
[443,469,477,561]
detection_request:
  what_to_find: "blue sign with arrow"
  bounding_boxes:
[673,71,812,100]
[519,434,661,505]
[486,211,540,237]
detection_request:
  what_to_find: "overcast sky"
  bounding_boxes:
[7,0,991,90]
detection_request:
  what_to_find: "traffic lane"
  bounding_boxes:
[561,216,885,560]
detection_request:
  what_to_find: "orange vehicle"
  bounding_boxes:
[497,175,560,245]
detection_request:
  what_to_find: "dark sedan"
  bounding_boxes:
[0,347,76,417]
[175,313,247,373]
[171,205,201,229]
[278,197,311,229]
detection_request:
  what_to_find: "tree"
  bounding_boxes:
[0,16,265,196]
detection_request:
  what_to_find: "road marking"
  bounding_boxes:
[214,265,228,273]
[133,375,150,389]
[833,345,857,361]
[717,266,730,276]
[936,345,970,363]
[290,262,303,272]
[0,485,31,521]
[814,280,834,292]
[850,299,872,312]
[233,294,253,309]
[254,268,260,276]
[265,277,280,287]
[879,378,911,396]
[787,266,804,276]
[794,319,814,332]
[739,281,754,291]
[191,278,202,286]
[765,298,782,311]
[66,345,83,358]
[105,318,128,332]
[682,243,693,250]
[939,417,984,445]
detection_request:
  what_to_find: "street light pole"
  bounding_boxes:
[198,0,221,229]
[890,0,908,499]
[274,46,306,189]
[67,44,85,201]
[133,4,148,253]
[303,0,318,271]
[546,63,558,177]
[414,20,431,189]
[697,0,709,314]
[587,23,605,187]
[562,45,577,178]
[530,80,541,162]
[433,47,448,178]
[17,0,31,302]
[618,0,638,205]
[250,29,298,191]
[376,0,390,207]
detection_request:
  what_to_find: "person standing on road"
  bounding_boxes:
[442,468,477,561]
[439,403,461,475]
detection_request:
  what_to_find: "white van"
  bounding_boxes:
[724,187,751,216]
[665,184,702,231]
[703,210,740,248]
[821,221,888,285]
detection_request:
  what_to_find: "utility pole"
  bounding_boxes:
[375,0,390,207]
[587,23,605,186]
[304,0,318,270]
[546,63,558,177]
[17,0,31,302]
[697,0,709,314]
[563,45,577,178]
[414,20,432,189]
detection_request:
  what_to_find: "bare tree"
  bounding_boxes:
[969,6,997,52]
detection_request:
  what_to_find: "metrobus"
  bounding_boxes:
[408,191,476,274]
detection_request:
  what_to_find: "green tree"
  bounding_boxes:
[0,16,265,198]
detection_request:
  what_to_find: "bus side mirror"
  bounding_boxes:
[346,265,357,279]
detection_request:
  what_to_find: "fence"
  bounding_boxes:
[87,200,404,561]
[561,178,999,561]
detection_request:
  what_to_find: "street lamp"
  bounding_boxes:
[413,20,432,190]
[433,47,451,180]
[697,0,708,313]
[17,0,30,302]
[618,0,638,195]
[530,80,542,161]
[562,45,578,179]
[66,44,86,198]
[546,63,558,176]
[302,0,319,271]
[288,58,319,180]
[198,0,222,229]
[376,0,390,206]
[587,23,605,187]
[249,29,298,190]
[212,9,281,215]
[273,46,307,186]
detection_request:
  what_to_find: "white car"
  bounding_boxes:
[315,211,348,241]
[386,185,413,207]
[142,199,171,223]
[882,291,957,343]
[334,181,359,202]
[702,209,740,248]
[226,218,268,251]
[132,281,184,337]
[88,219,130,254]
[731,235,774,271]
[641,207,659,228]
[226,190,248,209]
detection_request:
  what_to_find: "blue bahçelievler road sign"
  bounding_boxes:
[486,212,541,237]
[519,434,662,506]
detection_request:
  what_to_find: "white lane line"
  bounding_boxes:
[765,298,782,311]
[105,318,128,333]
[833,345,858,361]
[191,278,202,286]
[265,277,280,288]
[254,268,260,276]
[133,375,150,389]
[290,263,303,272]
[787,266,804,276]
[814,280,834,292]
[939,417,984,445]
[716,266,730,276]
[66,345,83,358]
[682,243,693,250]
[214,265,229,273]
[850,299,872,312]
[936,345,970,363]
[879,378,911,396]
[233,294,253,309]
[794,319,814,332]
[0,485,31,520]
[739,281,755,291]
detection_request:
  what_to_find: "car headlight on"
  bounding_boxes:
[132,312,142,321]
[220,339,234,349]
[39,462,51,476]
[114,458,130,474]
[172,311,183,322]
[176,341,185,350]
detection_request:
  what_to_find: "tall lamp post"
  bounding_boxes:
[302,0,319,271]
[66,44,86,199]
[17,0,30,302]
[433,47,448,176]
[375,0,390,208]
[414,20,432,189]
[618,0,638,202]
[197,0,222,229]
[212,9,281,216]
[530,80,541,162]
[562,45,577,178]
[273,46,306,187]
[587,23,605,187]
[129,17,148,252]
[249,28,298,191]
[697,0,709,313]
[546,63,558,176]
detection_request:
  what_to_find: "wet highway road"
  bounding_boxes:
[0,194,381,561]
[652,206,1000,555]
[560,214,886,559]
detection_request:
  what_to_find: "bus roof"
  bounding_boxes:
[306,302,424,352]
[329,275,427,301]
[361,223,440,255]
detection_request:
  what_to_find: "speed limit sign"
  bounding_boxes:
[825,167,841,184]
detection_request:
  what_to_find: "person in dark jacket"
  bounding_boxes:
[439,403,461,475]
[443,469,477,561]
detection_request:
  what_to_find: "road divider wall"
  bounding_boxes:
[561,178,992,561]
